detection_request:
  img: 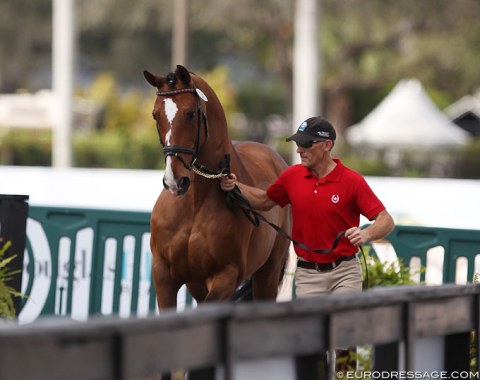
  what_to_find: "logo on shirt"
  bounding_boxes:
[331,194,340,204]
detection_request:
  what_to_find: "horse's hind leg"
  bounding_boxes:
[186,283,208,303]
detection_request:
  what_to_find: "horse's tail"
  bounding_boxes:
[276,245,297,302]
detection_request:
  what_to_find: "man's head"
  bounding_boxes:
[286,116,336,148]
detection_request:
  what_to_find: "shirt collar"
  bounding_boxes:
[303,158,344,183]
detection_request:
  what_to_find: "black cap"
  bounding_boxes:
[286,116,336,144]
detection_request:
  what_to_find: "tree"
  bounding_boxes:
[1,0,480,139]
[0,0,52,92]
[321,0,480,134]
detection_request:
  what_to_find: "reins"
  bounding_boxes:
[226,183,345,254]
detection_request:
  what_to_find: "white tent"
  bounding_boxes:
[346,79,470,148]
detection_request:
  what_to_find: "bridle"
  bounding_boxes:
[155,86,227,180]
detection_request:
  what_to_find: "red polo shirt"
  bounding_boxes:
[266,159,385,263]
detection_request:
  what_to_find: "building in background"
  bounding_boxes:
[444,92,480,137]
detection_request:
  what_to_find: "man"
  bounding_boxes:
[221,116,394,295]
[221,116,395,372]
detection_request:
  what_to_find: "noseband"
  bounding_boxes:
[156,86,227,179]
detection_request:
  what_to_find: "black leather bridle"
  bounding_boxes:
[155,86,227,179]
[156,87,208,170]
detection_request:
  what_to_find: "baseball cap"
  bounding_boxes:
[286,116,336,144]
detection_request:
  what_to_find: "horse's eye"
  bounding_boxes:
[186,110,196,120]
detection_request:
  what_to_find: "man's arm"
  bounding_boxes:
[345,210,395,246]
[220,174,277,211]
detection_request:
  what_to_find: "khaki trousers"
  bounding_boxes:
[295,256,363,297]
[295,257,362,371]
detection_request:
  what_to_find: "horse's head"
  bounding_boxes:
[144,65,215,196]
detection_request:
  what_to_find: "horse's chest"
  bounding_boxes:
[160,218,215,254]
[155,199,240,268]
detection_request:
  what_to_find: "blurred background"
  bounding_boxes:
[1,0,480,178]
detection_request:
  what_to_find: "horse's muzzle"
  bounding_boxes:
[163,175,190,195]
[177,176,190,195]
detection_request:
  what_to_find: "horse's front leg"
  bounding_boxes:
[152,255,181,380]
[152,255,179,310]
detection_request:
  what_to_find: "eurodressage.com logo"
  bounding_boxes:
[336,370,480,379]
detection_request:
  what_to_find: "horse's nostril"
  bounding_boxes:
[177,176,190,195]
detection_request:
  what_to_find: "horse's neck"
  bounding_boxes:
[197,106,231,169]
[228,142,253,183]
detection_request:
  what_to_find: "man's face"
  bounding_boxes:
[295,139,330,168]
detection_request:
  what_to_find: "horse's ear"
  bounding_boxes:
[176,65,191,85]
[143,70,164,88]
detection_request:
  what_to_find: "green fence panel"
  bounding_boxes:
[368,225,480,283]
[20,206,157,323]
[20,205,480,322]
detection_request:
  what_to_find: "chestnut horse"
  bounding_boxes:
[144,65,291,313]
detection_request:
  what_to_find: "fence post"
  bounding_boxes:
[0,194,29,316]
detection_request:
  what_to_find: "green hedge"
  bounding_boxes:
[0,129,165,169]
[74,130,164,169]
[0,130,52,166]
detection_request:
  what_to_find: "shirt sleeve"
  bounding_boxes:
[355,176,386,220]
[266,174,290,208]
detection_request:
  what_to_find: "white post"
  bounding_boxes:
[292,0,319,163]
[52,0,75,168]
[172,0,189,68]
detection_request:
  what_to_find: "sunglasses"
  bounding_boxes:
[295,140,324,149]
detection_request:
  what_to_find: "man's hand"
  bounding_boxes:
[220,173,237,192]
[345,226,369,246]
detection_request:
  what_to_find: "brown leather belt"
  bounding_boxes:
[296,254,357,272]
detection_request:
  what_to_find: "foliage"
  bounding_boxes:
[198,66,238,123]
[341,154,391,177]
[360,245,423,289]
[0,129,165,169]
[321,0,480,130]
[0,130,52,166]
[4,0,480,130]
[2,1,480,176]
[237,81,288,121]
[471,273,480,371]
[0,0,52,92]
[74,130,164,169]
[0,241,21,319]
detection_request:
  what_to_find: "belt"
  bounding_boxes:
[296,254,357,272]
